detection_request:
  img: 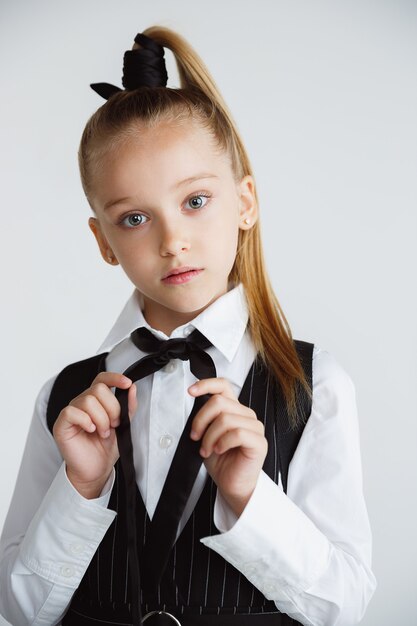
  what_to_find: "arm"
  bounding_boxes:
[200,348,377,626]
[0,376,116,626]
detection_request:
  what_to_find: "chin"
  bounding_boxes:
[172,298,210,314]
[168,291,216,313]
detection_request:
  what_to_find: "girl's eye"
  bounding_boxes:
[120,213,148,228]
[119,193,210,228]
[185,193,211,210]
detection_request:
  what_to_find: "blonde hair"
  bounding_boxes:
[78,26,312,427]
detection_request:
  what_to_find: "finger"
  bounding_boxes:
[190,394,258,441]
[199,413,264,457]
[85,382,125,428]
[54,405,98,439]
[188,377,236,401]
[208,428,268,460]
[71,394,113,438]
[91,372,132,390]
[128,383,138,420]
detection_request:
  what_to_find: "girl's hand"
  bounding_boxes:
[53,372,137,499]
[189,378,267,517]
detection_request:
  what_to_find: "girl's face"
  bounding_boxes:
[88,121,257,334]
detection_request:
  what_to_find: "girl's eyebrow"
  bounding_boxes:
[173,172,218,189]
[104,197,134,212]
[103,173,218,212]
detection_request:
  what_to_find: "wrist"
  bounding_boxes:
[220,487,255,518]
[66,467,112,500]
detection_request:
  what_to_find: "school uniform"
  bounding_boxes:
[0,283,376,626]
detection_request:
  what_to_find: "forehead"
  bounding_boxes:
[91,121,232,208]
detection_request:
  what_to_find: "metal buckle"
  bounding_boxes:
[142,611,182,625]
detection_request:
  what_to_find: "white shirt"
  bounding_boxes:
[0,283,376,626]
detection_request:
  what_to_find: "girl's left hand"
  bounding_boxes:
[189,378,268,517]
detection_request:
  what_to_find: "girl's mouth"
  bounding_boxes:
[161,269,203,284]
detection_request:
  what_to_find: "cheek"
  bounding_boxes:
[108,233,147,265]
[212,222,239,263]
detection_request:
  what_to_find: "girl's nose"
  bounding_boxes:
[158,221,191,256]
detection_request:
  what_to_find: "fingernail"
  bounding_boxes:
[200,446,207,457]
[102,430,110,438]
[190,430,198,440]
[188,384,197,393]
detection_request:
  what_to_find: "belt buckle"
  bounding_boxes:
[142,611,182,625]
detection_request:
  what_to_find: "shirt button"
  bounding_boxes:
[60,565,75,578]
[164,361,177,373]
[69,543,85,555]
[183,325,193,337]
[159,434,173,449]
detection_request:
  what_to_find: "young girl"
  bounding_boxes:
[0,26,376,626]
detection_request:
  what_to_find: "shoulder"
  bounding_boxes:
[310,345,358,430]
[34,373,60,419]
[312,345,355,394]
[293,339,355,396]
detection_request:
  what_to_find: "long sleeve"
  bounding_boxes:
[201,347,377,626]
[0,377,116,626]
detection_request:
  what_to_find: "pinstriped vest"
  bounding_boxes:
[46,340,313,625]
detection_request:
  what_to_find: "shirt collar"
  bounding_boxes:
[95,282,249,363]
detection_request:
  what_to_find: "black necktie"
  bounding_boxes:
[115,326,217,625]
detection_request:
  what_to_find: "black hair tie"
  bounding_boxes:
[90,32,168,100]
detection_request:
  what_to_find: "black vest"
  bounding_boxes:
[46,340,314,626]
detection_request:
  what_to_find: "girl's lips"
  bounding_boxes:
[161,269,203,284]
[162,265,201,279]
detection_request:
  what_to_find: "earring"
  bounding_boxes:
[107,252,115,263]
[244,218,251,225]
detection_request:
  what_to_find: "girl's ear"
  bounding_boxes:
[88,217,119,265]
[237,175,258,230]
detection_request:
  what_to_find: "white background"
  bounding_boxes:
[0,1,416,624]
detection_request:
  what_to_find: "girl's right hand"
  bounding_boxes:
[52,372,137,499]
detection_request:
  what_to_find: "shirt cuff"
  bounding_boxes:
[200,470,331,600]
[19,462,117,588]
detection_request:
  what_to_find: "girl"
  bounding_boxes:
[0,26,376,626]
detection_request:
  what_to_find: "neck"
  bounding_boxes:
[142,303,205,337]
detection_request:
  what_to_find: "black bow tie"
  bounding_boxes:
[129,325,214,370]
[115,326,217,624]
